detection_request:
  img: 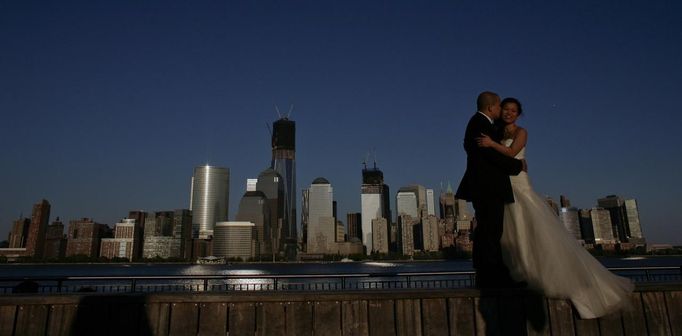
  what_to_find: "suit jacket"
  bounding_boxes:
[456,113,523,203]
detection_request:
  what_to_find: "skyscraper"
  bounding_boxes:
[579,209,596,244]
[426,189,435,216]
[559,207,581,240]
[396,191,419,219]
[271,116,297,257]
[303,178,335,254]
[127,210,148,259]
[439,187,456,222]
[455,199,472,232]
[560,195,571,208]
[360,164,390,254]
[44,218,66,259]
[8,218,30,248]
[625,199,645,244]
[346,213,362,241]
[598,195,634,242]
[25,199,50,258]
[190,165,230,239]
[143,211,176,259]
[397,214,416,256]
[172,209,193,259]
[590,208,615,243]
[257,168,284,255]
[371,218,389,254]
[236,190,271,257]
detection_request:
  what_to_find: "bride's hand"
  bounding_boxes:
[476,133,494,148]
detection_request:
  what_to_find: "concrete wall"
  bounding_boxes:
[0,283,680,335]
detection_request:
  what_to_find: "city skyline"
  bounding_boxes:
[1,1,681,245]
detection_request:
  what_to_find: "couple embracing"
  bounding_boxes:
[456,91,634,319]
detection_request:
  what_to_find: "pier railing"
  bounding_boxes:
[1,266,680,295]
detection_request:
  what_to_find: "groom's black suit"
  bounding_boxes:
[456,112,523,287]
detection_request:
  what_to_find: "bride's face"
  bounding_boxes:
[501,103,520,124]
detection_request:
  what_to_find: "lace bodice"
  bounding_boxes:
[502,138,525,159]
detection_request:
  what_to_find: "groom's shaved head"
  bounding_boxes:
[477,91,500,111]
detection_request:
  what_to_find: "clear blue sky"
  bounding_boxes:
[2,1,681,245]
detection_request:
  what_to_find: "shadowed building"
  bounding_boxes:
[598,195,629,242]
[66,218,107,257]
[213,221,256,260]
[127,210,148,259]
[8,218,30,248]
[172,209,193,259]
[236,191,271,258]
[455,199,472,232]
[44,218,66,259]
[346,213,362,241]
[25,199,50,258]
[271,116,297,258]
[579,209,596,244]
[143,211,178,259]
[190,165,230,239]
[439,186,456,230]
[598,195,646,244]
[257,168,284,256]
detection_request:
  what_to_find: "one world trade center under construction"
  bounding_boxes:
[271,113,298,259]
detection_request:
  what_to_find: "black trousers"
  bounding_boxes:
[472,199,512,285]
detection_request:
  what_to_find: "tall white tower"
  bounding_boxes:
[190,165,230,239]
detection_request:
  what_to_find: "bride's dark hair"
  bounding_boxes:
[501,97,523,116]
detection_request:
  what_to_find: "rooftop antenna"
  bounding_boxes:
[372,148,377,169]
[274,105,283,119]
[362,152,370,170]
[286,104,294,118]
[266,122,273,137]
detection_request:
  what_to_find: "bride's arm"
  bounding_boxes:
[477,128,528,157]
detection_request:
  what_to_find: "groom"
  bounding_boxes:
[456,91,525,289]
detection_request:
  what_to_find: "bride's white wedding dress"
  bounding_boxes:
[499,139,634,319]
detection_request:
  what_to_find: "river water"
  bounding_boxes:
[1,256,680,278]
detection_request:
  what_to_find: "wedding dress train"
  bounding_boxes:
[499,139,634,319]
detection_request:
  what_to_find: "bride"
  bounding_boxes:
[477,97,634,319]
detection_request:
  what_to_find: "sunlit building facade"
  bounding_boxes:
[190,165,230,239]
[560,207,581,240]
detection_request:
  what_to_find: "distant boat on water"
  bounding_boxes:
[195,256,226,265]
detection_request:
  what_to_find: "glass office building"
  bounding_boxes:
[190,165,230,239]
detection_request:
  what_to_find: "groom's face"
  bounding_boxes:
[490,99,502,120]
